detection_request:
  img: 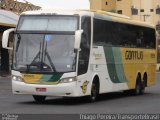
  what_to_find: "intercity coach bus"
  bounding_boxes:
[2,10,157,102]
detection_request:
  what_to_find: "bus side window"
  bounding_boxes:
[136,31,144,47]
[78,16,91,75]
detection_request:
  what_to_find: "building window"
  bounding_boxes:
[117,10,122,14]
[131,8,138,15]
[156,8,160,14]
[156,24,160,31]
[140,9,144,12]
[106,2,108,5]
[150,9,154,12]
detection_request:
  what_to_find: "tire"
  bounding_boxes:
[134,79,145,95]
[87,81,99,102]
[134,81,141,95]
[33,95,46,103]
[140,80,145,94]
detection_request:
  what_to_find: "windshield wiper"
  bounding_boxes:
[30,39,57,73]
[16,33,21,52]
[31,42,42,65]
[14,33,21,68]
[44,42,57,73]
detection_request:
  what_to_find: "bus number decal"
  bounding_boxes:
[125,51,143,60]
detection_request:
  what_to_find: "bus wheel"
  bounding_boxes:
[141,74,147,94]
[33,95,46,103]
[134,76,144,95]
[87,80,99,102]
[134,81,141,95]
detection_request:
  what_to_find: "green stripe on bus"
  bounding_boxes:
[104,47,127,83]
[112,48,128,83]
[40,74,63,82]
[104,47,120,83]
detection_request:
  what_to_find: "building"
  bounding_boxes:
[0,0,41,76]
[90,0,160,25]
[0,10,19,75]
[90,0,116,12]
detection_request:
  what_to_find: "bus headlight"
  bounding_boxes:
[60,77,76,83]
[12,75,23,82]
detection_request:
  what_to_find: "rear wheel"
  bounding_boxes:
[134,81,141,95]
[134,76,145,95]
[33,95,46,103]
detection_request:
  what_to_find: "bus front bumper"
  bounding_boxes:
[12,80,79,97]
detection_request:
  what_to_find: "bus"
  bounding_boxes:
[2,10,157,102]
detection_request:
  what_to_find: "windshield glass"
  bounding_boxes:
[13,15,78,73]
[13,34,76,73]
[17,15,78,32]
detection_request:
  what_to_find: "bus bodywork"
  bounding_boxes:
[2,10,157,102]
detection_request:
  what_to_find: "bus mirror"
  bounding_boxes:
[74,30,83,50]
[2,28,15,50]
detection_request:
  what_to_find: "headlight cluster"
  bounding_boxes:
[12,76,23,82]
[60,77,76,83]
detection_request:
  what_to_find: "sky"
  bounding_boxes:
[18,0,90,9]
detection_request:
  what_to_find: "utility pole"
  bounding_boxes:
[142,14,150,21]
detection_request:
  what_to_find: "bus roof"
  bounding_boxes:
[22,9,155,29]
[92,10,155,29]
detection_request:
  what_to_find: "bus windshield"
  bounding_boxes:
[17,15,78,32]
[13,15,78,73]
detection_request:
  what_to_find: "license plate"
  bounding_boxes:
[36,88,46,92]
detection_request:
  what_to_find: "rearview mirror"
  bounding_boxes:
[74,30,83,50]
[2,28,15,50]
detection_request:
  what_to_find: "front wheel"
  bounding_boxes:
[33,95,46,103]
[87,81,99,102]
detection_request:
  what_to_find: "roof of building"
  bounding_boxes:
[0,10,19,27]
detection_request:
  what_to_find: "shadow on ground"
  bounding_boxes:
[18,91,153,106]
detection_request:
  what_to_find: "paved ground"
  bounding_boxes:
[0,73,159,114]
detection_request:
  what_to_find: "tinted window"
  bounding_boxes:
[78,16,91,75]
[93,18,156,49]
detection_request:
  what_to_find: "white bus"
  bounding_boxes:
[2,10,157,102]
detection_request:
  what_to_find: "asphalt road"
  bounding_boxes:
[0,73,160,114]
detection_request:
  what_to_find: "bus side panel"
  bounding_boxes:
[121,48,157,89]
[90,46,129,94]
